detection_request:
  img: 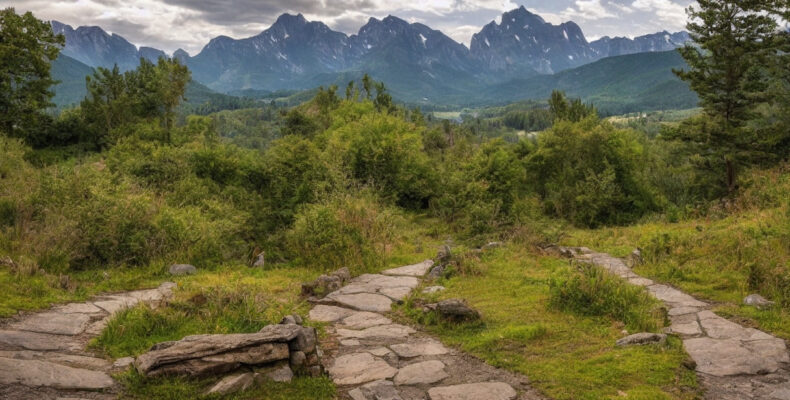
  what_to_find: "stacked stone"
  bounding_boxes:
[134,317,323,395]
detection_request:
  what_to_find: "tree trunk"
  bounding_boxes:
[725,156,736,194]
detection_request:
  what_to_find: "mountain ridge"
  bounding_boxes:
[51,8,691,96]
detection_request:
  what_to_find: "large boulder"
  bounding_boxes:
[135,324,301,377]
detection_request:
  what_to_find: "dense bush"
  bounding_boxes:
[525,117,658,227]
[285,192,400,273]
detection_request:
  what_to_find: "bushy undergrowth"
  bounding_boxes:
[549,263,664,332]
[285,191,401,273]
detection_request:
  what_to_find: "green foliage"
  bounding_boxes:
[672,0,790,194]
[549,91,596,122]
[549,263,664,332]
[0,8,64,138]
[81,57,191,147]
[285,192,399,273]
[525,118,658,227]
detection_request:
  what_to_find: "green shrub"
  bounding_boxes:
[525,118,658,227]
[549,263,664,332]
[285,192,399,273]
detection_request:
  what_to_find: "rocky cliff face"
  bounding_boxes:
[51,21,141,70]
[590,31,691,58]
[469,6,596,75]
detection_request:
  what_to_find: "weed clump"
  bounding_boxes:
[549,262,664,332]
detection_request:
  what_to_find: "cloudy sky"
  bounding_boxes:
[4,0,696,55]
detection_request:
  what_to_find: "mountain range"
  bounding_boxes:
[49,7,694,109]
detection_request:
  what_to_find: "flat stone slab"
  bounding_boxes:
[52,303,104,314]
[668,306,701,316]
[394,360,448,385]
[352,274,420,290]
[337,324,415,340]
[341,312,392,329]
[308,305,355,322]
[390,339,449,358]
[669,314,703,337]
[627,277,654,287]
[10,312,90,336]
[699,313,773,341]
[135,325,302,375]
[684,337,789,376]
[427,382,517,400]
[382,260,435,277]
[328,352,397,385]
[0,351,110,370]
[0,330,77,351]
[0,357,114,390]
[93,296,139,315]
[328,293,393,313]
[646,284,707,307]
[349,380,403,400]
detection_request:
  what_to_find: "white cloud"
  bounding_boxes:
[631,0,687,22]
[1,0,695,54]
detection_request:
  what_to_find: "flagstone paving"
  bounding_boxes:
[310,260,543,400]
[0,282,175,399]
[561,246,790,400]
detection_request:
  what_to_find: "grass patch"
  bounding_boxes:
[0,263,166,318]
[92,265,319,358]
[118,369,335,400]
[563,204,790,339]
[398,244,699,399]
[549,263,664,332]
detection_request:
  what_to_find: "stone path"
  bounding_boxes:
[560,247,790,400]
[0,282,175,400]
[308,260,543,400]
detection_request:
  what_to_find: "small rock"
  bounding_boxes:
[430,299,480,321]
[207,372,254,395]
[744,294,775,309]
[437,244,452,262]
[341,312,392,329]
[168,264,196,276]
[427,265,445,280]
[626,248,644,267]
[290,351,307,369]
[289,327,317,353]
[341,339,360,346]
[280,314,303,325]
[112,356,135,369]
[258,364,293,383]
[615,333,667,347]
[482,241,502,250]
[422,286,446,294]
[252,252,265,268]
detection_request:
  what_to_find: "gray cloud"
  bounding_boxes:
[1,0,696,54]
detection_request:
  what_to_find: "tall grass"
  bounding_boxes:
[549,263,664,332]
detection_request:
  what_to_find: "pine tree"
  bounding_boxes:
[672,0,782,193]
[0,8,64,137]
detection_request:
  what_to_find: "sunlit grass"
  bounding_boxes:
[397,244,699,399]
